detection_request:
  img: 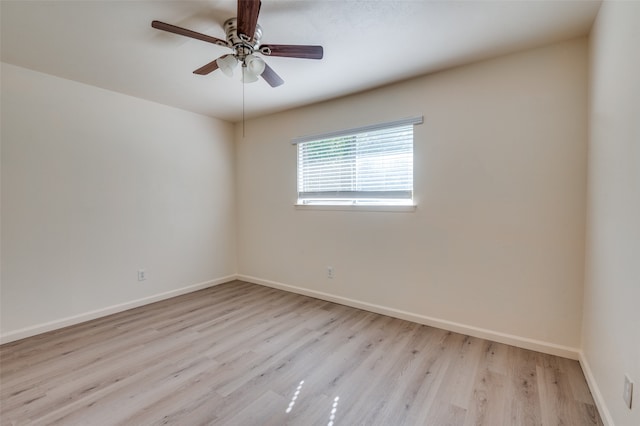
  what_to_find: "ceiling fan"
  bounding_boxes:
[152,0,323,87]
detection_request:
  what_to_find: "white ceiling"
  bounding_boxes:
[1,0,601,123]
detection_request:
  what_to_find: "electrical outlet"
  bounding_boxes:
[138,269,147,281]
[327,266,334,279]
[623,375,633,409]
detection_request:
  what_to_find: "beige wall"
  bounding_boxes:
[583,1,640,425]
[1,63,237,340]
[236,39,588,352]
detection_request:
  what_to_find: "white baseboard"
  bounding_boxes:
[579,351,615,426]
[238,274,580,360]
[2,273,582,361]
[0,275,237,345]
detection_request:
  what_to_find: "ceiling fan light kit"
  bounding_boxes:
[151,0,323,88]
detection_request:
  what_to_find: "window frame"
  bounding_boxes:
[292,116,423,208]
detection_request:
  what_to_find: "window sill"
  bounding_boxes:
[294,204,417,213]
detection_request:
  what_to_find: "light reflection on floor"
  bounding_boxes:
[285,380,305,414]
[284,380,340,425]
[327,396,340,426]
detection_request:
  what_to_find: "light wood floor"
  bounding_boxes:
[1,280,602,425]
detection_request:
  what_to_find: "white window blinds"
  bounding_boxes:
[294,116,422,205]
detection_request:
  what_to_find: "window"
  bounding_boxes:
[293,116,422,206]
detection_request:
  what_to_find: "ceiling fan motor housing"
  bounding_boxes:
[224,18,263,61]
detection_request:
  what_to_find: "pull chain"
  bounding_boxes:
[242,63,246,137]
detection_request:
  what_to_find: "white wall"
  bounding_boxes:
[236,39,588,355]
[1,63,236,341]
[582,1,640,425]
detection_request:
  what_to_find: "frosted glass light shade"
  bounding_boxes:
[242,67,259,83]
[216,54,238,77]
[245,55,266,76]
[241,55,266,83]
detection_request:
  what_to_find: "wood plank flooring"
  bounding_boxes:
[0,280,602,425]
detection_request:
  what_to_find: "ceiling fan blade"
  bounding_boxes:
[259,44,323,60]
[193,59,221,75]
[151,21,228,47]
[237,0,261,40]
[261,62,284,87]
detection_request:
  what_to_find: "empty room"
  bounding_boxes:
[1,0,638,425]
